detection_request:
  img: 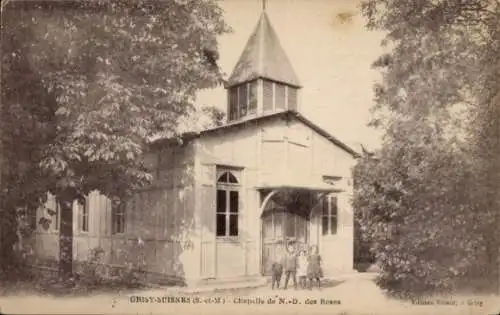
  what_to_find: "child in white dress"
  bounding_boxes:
[296,249,308,289]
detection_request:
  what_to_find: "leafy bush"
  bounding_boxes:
[76,247,145,289]
[352,120,498,299]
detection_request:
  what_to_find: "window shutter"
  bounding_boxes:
[229,88,238,120]
[249,81,258,114]
[288,87,297,110]
[263,80,273,111]
[275,84,286,109]
[239,84,248,117]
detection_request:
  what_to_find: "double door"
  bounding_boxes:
[261,208,309,275]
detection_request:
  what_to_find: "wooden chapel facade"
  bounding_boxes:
[26,9,359,285]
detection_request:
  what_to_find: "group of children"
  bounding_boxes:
[271,243,323,290]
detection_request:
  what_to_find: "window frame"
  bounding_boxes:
[229,87,239,121]
[287,86,298,110]
[112,201,126,235]
[275,83,286,110]
[262,80,274,112]
[54,199,60,232]
[228,81,258,121]
[215,170,241,238]
[322,194,338,236]
[248,80,258,114]
[78,197,89,233]
[23,205,38,231]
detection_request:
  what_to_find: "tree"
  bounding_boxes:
[354,0,500,297]
[1,0,230,281]
[174,104,226,134]
[352,117,492,297]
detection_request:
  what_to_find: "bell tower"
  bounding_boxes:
[225,1,302,123]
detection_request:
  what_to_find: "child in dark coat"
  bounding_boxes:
[282,243,298,290]
[271,261,283,290]
[307,245,323,290]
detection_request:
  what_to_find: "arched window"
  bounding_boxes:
[216,170,240,237]
[217,171,238,184]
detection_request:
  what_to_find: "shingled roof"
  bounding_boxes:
[226,11,301,88]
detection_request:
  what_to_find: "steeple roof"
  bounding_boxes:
[227,11,301,88]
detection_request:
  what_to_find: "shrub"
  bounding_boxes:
[76,247,146,289]
[352,127,499,299]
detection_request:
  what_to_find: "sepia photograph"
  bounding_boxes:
[0,0,499,314]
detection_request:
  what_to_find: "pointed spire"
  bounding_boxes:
[227,10,301,88]
[262,0,266,11]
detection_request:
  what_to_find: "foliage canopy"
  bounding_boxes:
[354,0,500,297]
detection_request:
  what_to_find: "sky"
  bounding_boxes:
[196,0,386,150]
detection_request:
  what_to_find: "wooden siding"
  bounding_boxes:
[26,143,199,281]
[195,115,355,278]
[25,113,356,281]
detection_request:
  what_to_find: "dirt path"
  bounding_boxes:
[0,276,498,315]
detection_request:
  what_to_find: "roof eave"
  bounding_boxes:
[225,76,303,89]
[288,111,361,158]
[149,111,360,158]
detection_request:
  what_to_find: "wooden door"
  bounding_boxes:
[261,208,309,275]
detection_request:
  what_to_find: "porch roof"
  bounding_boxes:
[256,175,343,193]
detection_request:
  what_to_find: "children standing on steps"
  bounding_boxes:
[307,245,323,290]
[296,249,308,289]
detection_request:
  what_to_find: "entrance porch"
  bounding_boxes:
[258,184,340,276]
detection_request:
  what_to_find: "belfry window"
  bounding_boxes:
[216,170,240,237]
[275,84,286,109]
[261,79,298,113]
[263,80,274,111]
[288,87,298,110]
[228,81,258,121]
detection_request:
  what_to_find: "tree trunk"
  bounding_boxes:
[0,200,18,274]
[494,96,500,294]
[58,198,73,282]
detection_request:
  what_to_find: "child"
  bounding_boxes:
[282,243,297,290]
[296,249,308,289]
[270,261,283,290]
[307,245,322,290]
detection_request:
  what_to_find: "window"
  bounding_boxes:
[288,87,297,110]
[229,88,238,120]
[322,195,338,235]
[323,175,342,186]
[112,201,126,234]
[78,198,89,232]
[249,81,258,114]
[54,200,60,231]
[228,81,259,121]
[263,80,274,111]
[216,170,240,237]
[275,84,286,109]
[239,83,248,117]
[24,206,37,231]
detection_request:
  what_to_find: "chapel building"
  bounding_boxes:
[26,8,359,286]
